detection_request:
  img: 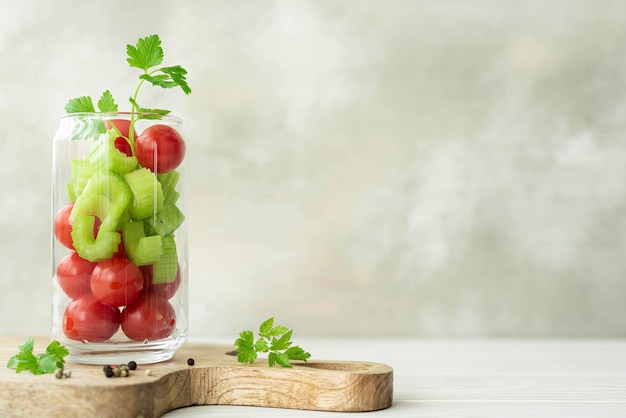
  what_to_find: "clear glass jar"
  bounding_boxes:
[51,113,188,365]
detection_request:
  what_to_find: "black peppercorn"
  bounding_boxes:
[104,368,114,378]
[128,361,137,370]
[187,358,195,366]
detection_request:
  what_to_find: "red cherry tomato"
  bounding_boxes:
[90,257,144,307]
[140,264,181,300]
[104,119,134,137]
[56,252,97,299]
[63,294,120,342]
[54,203,101,250]
[135,124,185,173]
[113,240,127,258]
[105,119,136,157]
[114,137,133,157]
[121,294,176,341]
[54,203,75,250]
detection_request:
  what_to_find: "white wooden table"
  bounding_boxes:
[163,338,626,417]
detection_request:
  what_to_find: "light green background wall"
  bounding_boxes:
[1,0,624,337]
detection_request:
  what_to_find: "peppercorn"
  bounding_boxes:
[119,364,130,376]
[187,358,195,366]
[104,368,114,378]
[128,361,137,370]
[145,369,153,376]
[63,369,72,378]
[55,368,64,379]
[103,365,112,373]
[113,367,121,378]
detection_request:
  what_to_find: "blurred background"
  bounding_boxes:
[0,0,624,338]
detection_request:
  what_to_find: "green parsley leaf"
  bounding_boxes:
[13,350,39,374]
[254,338,269,353]
[268,352,278,367]
[128,97,170,117]
[269,325,289,337]
[97,90,118,112]
[285,346,311,361]
[6,338,69,375]
[139,73,178,89]
[19,337,35,353]
[160,65,191,95]
[65,96,95,114]
[270,330,293,352]
[259,317,274,337]
[46,339,70,368]
[127,34,163,71]
[65,94,109,139]
[233,317,310,367]
[275,352,291,368]
[36,354,59,374]
[234,330,257,364]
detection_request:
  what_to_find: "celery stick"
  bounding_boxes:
[147,203,185,236]
[71,214,121,262]
[125,168,164,220]
[151,235,178,284]
[88,130,138,175]
[122,220,162,266]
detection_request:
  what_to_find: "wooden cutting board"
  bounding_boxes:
[0,337,393,417]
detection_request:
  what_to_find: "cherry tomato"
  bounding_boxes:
[140,264,181,300]
[121,294,176,341]
[90,257,144,307]
[113,240,127,258]
[63,294,120,342]
[114,137,133,157]
[135,124,185,173]
[56,252,97,299]
[54,203,75,250]
[105,119,136,157]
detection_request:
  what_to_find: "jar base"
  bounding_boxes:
[61,335,187,365]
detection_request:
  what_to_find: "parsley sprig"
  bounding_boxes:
[126,34,191,117]
[6,337,69,375]
[64,34,191,138]
[234,317,311,368]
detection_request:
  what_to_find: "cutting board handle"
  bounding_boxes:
[181,358,394,413]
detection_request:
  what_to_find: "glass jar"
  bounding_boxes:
[51,113,188,365]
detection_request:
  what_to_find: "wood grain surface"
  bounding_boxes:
[0,337,393,418]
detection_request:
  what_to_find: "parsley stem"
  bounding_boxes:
[129,76,148,146]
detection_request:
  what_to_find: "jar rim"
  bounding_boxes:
[61,111,183,124]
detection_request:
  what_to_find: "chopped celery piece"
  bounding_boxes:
[116,209,131,232]
[157,171,180,190]
[163,188,179,206]
[70,171,132,233]
[152,235,178,284]
[74,194,111,221]
[122,220,162,266]
[125,168,164,220]
[71,158,96,197]
[146,203,185,236]
[71,214,121,262]
[157,170,180,205]
[67,183,76,202]
[88,130,138,175]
